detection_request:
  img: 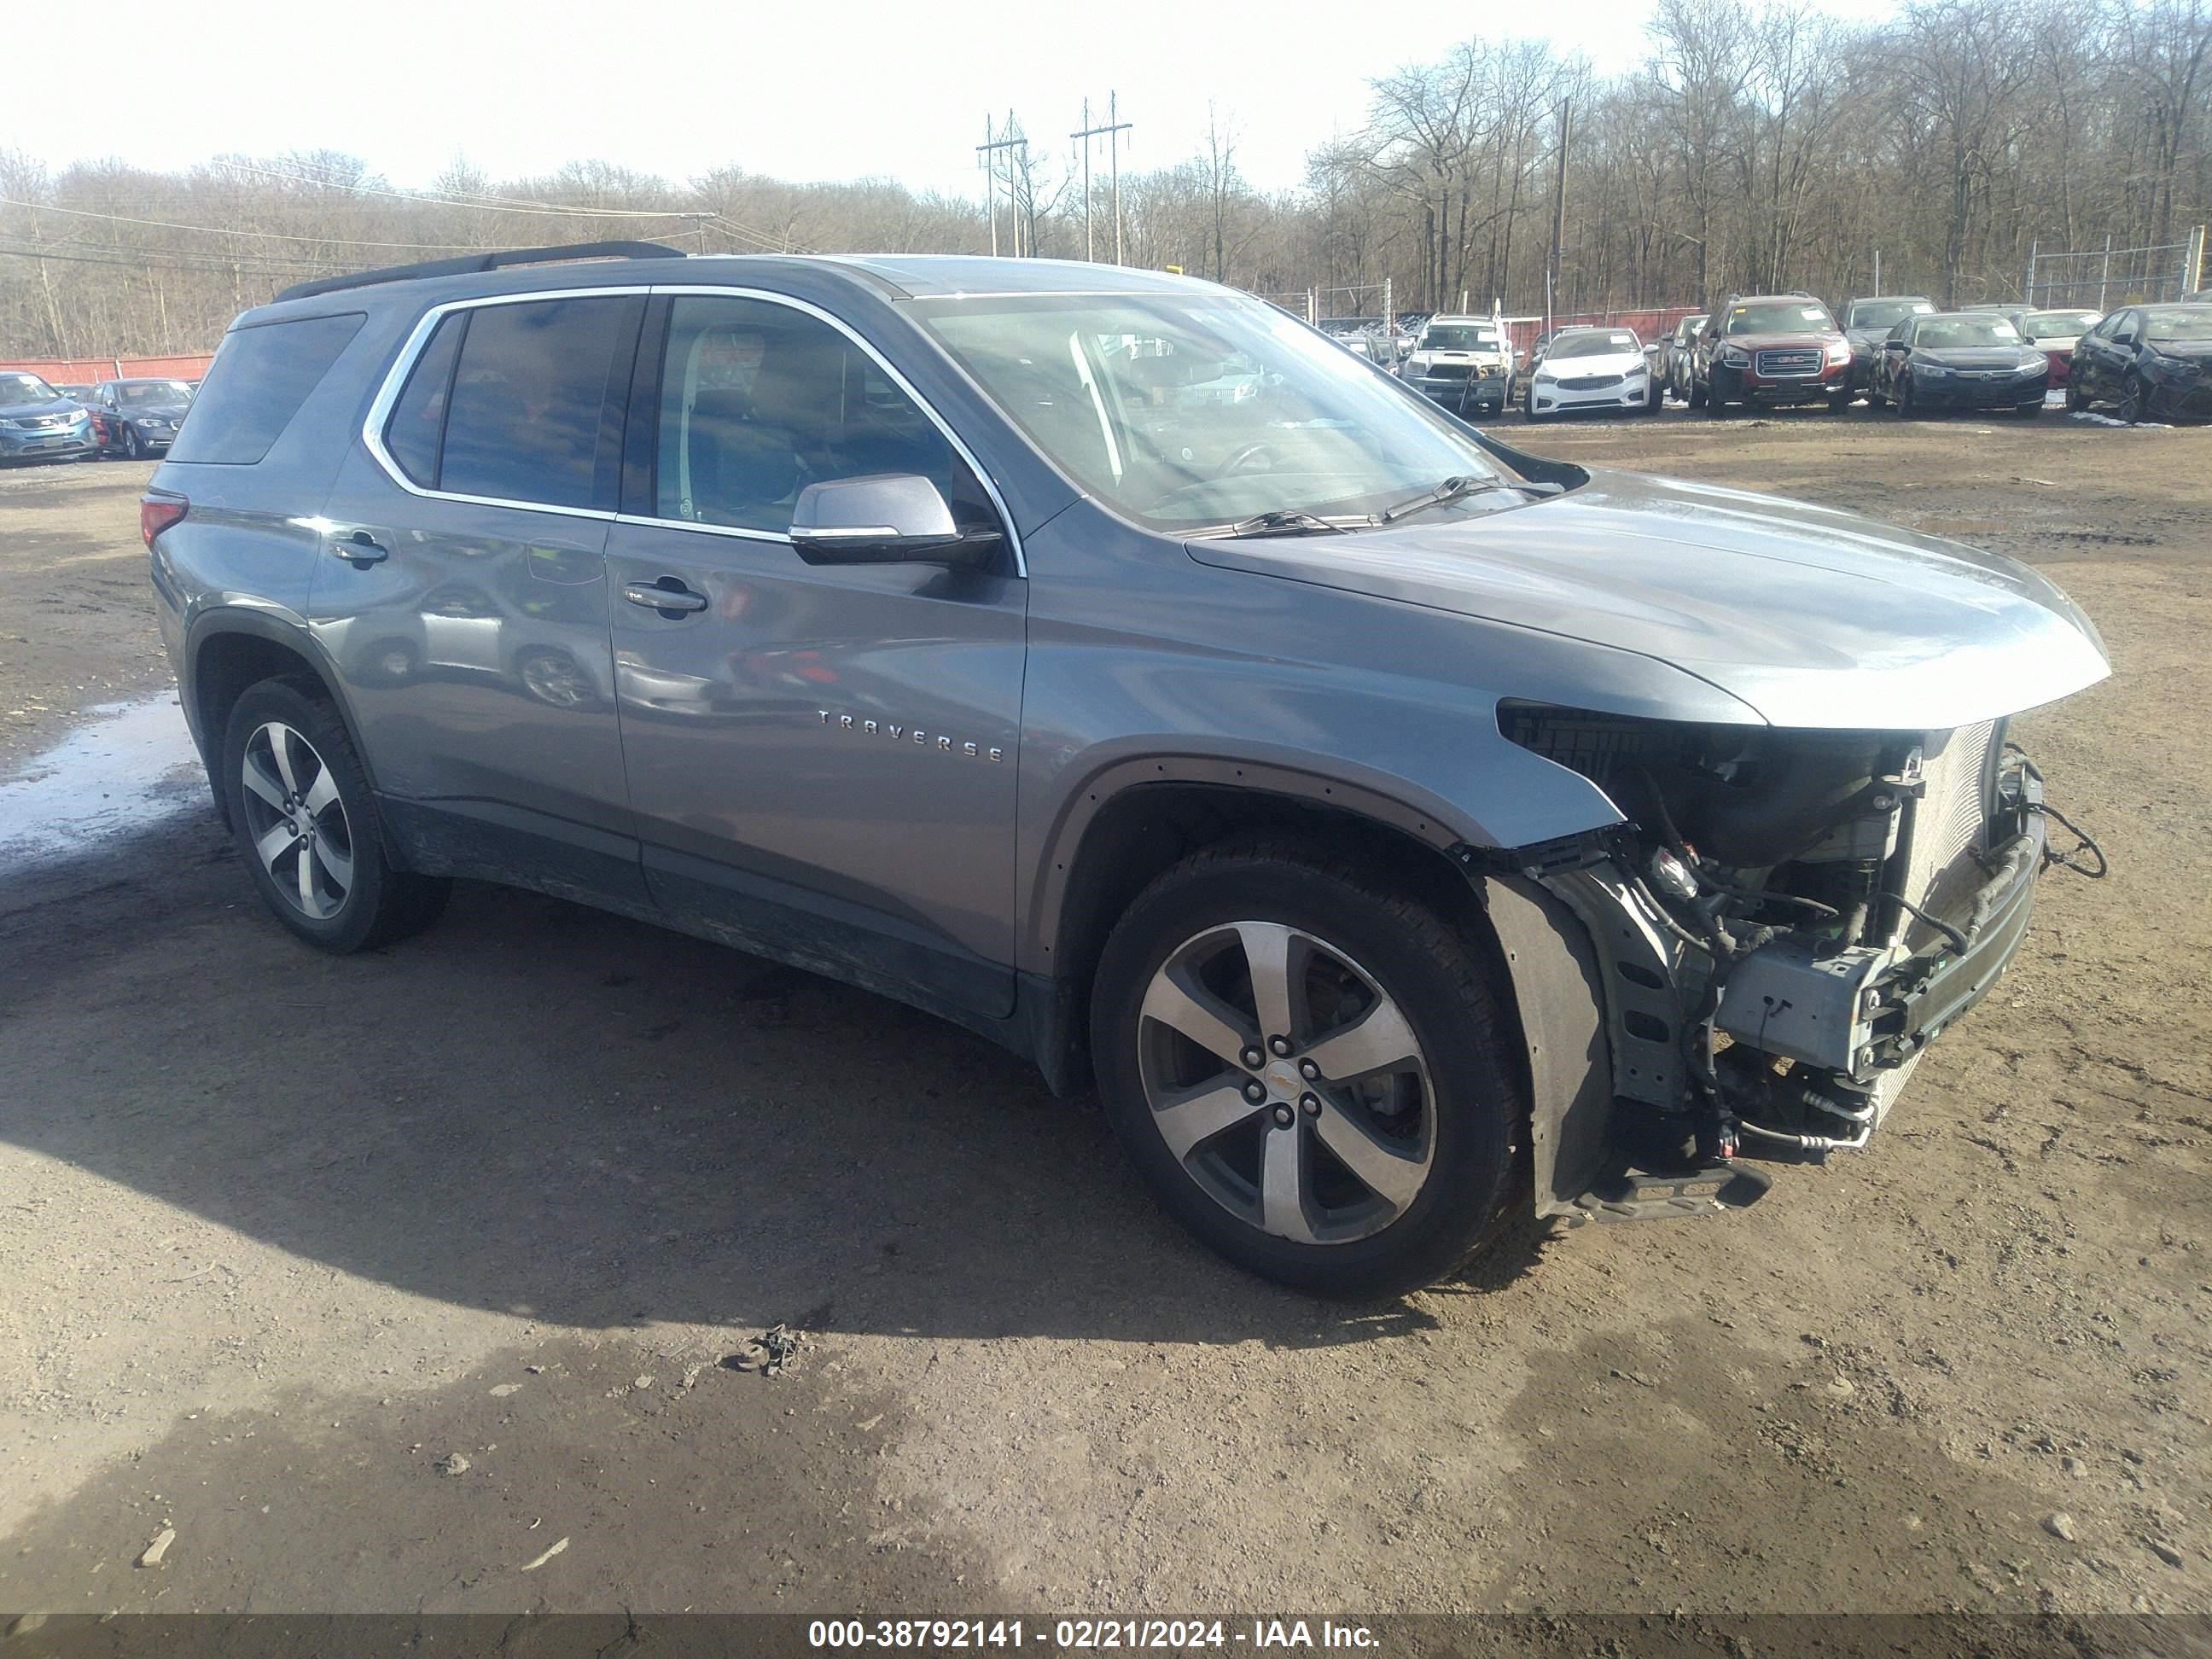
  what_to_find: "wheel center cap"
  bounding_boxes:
[1263,1061,1300,1097]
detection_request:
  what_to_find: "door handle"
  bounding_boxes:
[329,532,388,566]
[622,579,709,615]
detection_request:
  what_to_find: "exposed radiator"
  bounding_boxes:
[1897,720,2000,946]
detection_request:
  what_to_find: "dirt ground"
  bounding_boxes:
[0,409,2207,1632]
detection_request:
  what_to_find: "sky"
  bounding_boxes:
[7,0,1901,202]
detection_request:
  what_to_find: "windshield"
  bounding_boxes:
[1546,330,1640,360]
[915,292,1509,532]
[119,380,193,405]
[1420,325,1501,352]
[0,374,58,405]
[1725,301,1836,335]
[1675,316,1708,342]
[2143,306,2212,341]
[2023,311,2098,338]
[1913,318,2023,348]
[1848,299,1932,330]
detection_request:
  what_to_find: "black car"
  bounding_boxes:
[1656,313,1708,399]
[2066,304,2212,423]
[88,377,195,458]
[1868,311,2049,416]
[1838,295,1934,391]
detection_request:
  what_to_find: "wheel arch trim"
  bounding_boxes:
[184,607,382,818]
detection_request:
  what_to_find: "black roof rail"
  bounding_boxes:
[273,240,689,304]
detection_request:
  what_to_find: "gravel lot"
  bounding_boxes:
[0,410,2206,1628]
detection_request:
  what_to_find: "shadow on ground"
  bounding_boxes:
[0,813,1551,1350]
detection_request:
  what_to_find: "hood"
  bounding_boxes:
[1916,346,2044,370]
[1185,469,2109,731]
[1535,351,1644,375]
[0,399,81,422]
[1724,329,1842,351]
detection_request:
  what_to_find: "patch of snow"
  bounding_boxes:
[0,695,204,873]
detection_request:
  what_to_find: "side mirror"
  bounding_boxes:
[789,474,1000,568]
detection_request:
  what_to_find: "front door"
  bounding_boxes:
[604,292,1027,1017]
[311,291,647,898]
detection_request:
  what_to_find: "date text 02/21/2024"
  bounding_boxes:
[806,1621,1379,1650]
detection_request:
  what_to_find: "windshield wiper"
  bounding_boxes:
[1375,475,1563,524]
[1192,509,1353,539]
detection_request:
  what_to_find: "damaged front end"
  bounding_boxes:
[1493,701,2104,1224]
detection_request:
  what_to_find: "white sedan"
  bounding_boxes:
[1524,328,1662,421]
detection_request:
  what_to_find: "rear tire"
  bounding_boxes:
[1091,837,1525,1298]
[220,678,450,955]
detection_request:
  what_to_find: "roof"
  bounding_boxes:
[818,255,1205,299]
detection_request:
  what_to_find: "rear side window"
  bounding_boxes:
[168,311,364,464]
[430,297,641,511]
[383,314,464,488]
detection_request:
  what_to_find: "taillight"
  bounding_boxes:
[141,495,187,548]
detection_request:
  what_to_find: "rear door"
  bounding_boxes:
[311,289,648,899]
[602,288,1027,1018]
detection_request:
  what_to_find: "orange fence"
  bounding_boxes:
[0,353,216,384]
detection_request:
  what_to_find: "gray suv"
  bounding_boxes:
[145,243,2110,1295]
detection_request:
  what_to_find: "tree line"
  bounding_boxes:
[2,0,2205,359]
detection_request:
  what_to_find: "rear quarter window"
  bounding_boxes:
[167,311,365,465]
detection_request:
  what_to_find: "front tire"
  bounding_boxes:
[1091,838,1524,1297]
[221,678,450,954]
[2118,371,2147,424]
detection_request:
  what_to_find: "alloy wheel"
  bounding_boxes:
[1135,921,1435,1245]
[239,721,355,921]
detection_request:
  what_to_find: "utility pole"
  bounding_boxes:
[1073,94,1134,265]
[977,117,1028,258]
[1546,98,1572,340]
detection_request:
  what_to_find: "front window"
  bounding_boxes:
[0,374,58,405]
[1420,325,1501,352]
[1848,300,1932,330]
[1912,318,2023,348]
[2142,307,2212,342]
[1725,301,1836,335]
[913,291,1510,532]
[1545,330,1640,359]
[118,380,193,406]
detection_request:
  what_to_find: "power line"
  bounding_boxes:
[0,195,492,252]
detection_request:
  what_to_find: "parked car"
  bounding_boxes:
[1690,294,1854,414]
[53,382,95,403]
[1523,326,1659,420]
[0,371,96,465]
[1997,309,2101,387]
[1838,295,1935,391]
[87,377,196,458]
[1656,313,1708,400]
[146,242,2109,1294]
[1868,311,2050,416]
[1399,315,1513,416]
[2066,303,2212,422]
